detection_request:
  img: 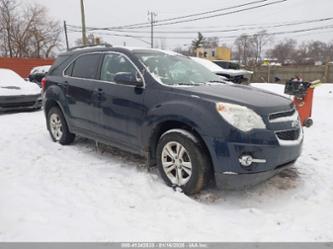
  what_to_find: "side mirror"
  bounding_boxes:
[114,72,143,87]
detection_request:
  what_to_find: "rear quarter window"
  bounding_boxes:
[64,63,74,76]
[48,55,71,76]
[72,54,101,79]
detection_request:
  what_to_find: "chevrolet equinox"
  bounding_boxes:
[43,46,303,194]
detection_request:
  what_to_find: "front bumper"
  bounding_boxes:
[215,160,295,189]
[0,94,42,112]
[203,128,303,189]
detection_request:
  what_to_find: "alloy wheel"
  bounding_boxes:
[49,113,63,141]
[161,141,192,186]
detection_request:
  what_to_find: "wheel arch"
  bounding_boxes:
[44,98,72,132]
[147,120,214,176]
[44,99,60,115]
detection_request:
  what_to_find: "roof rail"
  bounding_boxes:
[68,43,112,52]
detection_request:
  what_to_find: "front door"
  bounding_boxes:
[93,52,146,151]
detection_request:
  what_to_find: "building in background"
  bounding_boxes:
[196,47,232,61]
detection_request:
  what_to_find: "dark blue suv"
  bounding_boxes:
[43,46,303,194]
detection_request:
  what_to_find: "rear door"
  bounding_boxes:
[64,53,102,132]
[93,52,146,151]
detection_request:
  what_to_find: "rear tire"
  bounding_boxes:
[156,129,211,195]
[47,107,75,145]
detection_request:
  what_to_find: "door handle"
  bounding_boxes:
[95,88,104,95]
[93,88,105,101]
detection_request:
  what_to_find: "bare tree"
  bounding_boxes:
[0,0,17,57]
[326,41,333,62]
[267,39,297,64]
[204,36,219,48]
[307,41,328,63]
[173,45,193,56]
[293,41,308,64]
[251,30,273,65]
[234,34,254,65]
[0,0,62,58]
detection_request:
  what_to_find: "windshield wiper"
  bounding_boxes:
[207,80,226,84]
[173,82,202,86]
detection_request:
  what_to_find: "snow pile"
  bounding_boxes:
[0,84,333,242]
[0,69,41,96]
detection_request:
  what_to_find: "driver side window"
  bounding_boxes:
[100,53,138,83]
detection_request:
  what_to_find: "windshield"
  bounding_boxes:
[133,51,222,86]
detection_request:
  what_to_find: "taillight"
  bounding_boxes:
[41,77,47,91]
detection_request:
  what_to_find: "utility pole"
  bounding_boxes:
[63,21,69,51]
[148,11,157,48]
[80,0,87,46]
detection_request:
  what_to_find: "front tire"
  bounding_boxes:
[47,107,75,145]
[156,129,211,195]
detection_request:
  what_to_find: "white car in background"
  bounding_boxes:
[192,57,253,83]
[0,68,42,112]
[28,65,51,86]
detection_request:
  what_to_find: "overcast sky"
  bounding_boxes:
[22,0,333,50]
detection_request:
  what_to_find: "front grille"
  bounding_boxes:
[269,109,296,121]
[0,101,36,108]
[276,129,300,141]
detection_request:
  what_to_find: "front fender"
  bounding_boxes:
[142,98,222,147]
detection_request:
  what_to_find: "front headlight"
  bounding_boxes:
[216,102,266,132]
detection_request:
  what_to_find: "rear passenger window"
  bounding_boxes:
[100,53,138,82]
[72,54,100,79]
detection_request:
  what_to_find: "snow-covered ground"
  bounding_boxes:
[0,84,333,242]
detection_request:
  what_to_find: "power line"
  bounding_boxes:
[68,0,287,31]
[70,17,333,34]
[67,24,333,41]
[114,0,288,29]
[111,0,269,29]
[67,27,152,45]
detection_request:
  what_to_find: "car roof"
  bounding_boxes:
[59,46,181,57]
[30,65,52,74]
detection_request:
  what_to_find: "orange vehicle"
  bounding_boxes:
[284,79,320,127]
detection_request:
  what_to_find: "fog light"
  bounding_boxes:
[239,155,267,167]
[239,155,254,167]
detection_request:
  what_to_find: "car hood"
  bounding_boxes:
[178,84,293,114]
[0,68,41,96]
[214,68,253,77]
[0,82,41,96]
